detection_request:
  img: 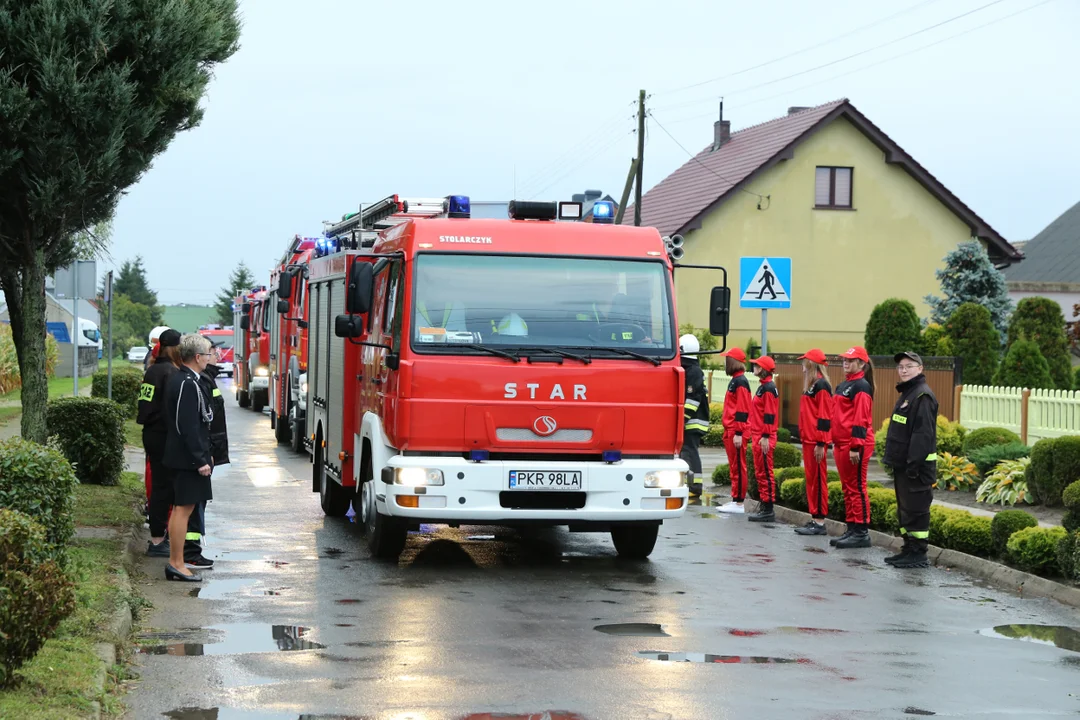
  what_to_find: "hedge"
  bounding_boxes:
[867,487,898,532]
[1026,436,1080,507]
[779,478,807,512]
[1063,511,1080,534]
[1007,526,1068,575]
[990,510,1038,556]
[1064,480,1080,510]
[929,506,970,547]
[941,514,994,557]
[0,438,78,558]
[1057,531,1080,582]
[91,364,143,418]
[712,464,730,485]
[46,397,127,486]
[0,508,75,687]
[962,427,1022,456]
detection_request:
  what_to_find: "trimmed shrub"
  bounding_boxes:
[779,478,808,511]
[968,442,1032,476]
[941,513,993,557]
[929,506,970,546]
[1057,531,1080,582]
[0,508,76,687]
[865,298,923,357]
[91,364,143,418]
[1063,511,1080,534]
[711,464,730,486]
[1026,437,1055,505]
[867,480,885,490]
[0,438,78,555]
[993,338,1055,390]
[1064,480,1080,510]
[827,481,845,521]
[773,442,802,469]
[885,504,900,533]
[868,487,898,531]
[962,427,1023,456]
[776,427,792,444]
[990,509,1039,555]
[1051,436,1080,507]
[936,417,967,457]
[703,426,725,447]
[776,466,840,483]
[945,303,1002,386]
[46,397,126,486]
[921,322,948,357]
[875,418,891,471]
[1006,297,1073,391]
[1007,526,1068,575]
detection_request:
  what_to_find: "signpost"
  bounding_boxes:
[53,260,97,394]
[739,257,791,356]
[105,271,113,400]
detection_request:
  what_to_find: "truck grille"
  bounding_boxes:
[495,428,593,442]
[500,491,586,510]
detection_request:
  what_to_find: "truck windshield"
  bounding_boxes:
[410,254,675,358]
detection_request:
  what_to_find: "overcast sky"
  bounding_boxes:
[101,0,1079,305]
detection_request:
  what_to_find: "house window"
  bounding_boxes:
[815,167,853,208]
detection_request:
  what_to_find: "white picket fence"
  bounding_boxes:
[706,370,761,404]
[959,384,1080,443]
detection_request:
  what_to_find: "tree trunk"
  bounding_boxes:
[6,250,50,443]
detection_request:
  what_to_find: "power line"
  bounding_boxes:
[654,0,946,98]
[647,111,766,201]
[659,0,1055,127]
[526,128,634,200]
[652,0,1010,114]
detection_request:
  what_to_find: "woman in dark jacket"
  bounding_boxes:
[183,362,231,569]
[163,334,216,582]
[137,328,182,556]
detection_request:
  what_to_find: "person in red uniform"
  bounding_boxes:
[795,348,833,536]
[831,346,876,548]
[717,348,752,514]
[748,356,779,522]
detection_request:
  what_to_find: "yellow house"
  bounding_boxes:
[630,99,1023,353]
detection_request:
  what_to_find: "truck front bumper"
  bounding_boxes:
[377,456,689,526]
[251,376,269,391]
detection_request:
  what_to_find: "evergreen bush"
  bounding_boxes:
[921,322,948,357]
[990,509,1038,555]
[46,397,126,486]
[0,438,78,557]
[993,339,1055,390]
[711,464,730,486]
[962,427,1022,456]
[941,513,993,556]
[864,298,923,357]
[1051,436,1080,508]
[945,303,1002,386]
[929,506,970,546]
[1006,297,1073,390]
[968,442,1032,476]
[924,241,1012,341]
[1007,526,1068,575]
[779,478,808,511]
[1063,480,1080,510]
[867,488,898,531]
[91,364,143,418]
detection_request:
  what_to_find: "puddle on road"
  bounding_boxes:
[977,624,1080,653]
[638,651,805,664]
[138,624,325,656]
[187,579,291,599]
[594,623,670,637]
[163,710,368,720]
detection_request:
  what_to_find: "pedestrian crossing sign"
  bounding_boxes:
[739,257,791,309]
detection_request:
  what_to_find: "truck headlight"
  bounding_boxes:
[394,468,444,487]
[300,381,308,394]
[644,470,685,489]
[255,366,269,377]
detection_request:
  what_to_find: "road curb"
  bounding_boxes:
[741,497,1080,609]
[86,525,141,720]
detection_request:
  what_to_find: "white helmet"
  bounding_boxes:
[679,333,700,355]
[494,313,528,337]
[149,326,171,346]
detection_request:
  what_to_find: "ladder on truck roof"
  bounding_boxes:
[323,195,452,248]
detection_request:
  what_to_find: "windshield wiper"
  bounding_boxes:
[431,343,520,362]
[576,346,662,366]
[512,346,592,364]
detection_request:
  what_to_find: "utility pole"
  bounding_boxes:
[634,89,645,226]
[106,270,114,400]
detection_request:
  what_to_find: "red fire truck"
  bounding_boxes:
[268,235,317,447]
[302,195,729,559]
[233,286,270,411]
[198,325,234,377]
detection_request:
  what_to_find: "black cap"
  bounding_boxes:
[159,329,181,348]
[894,350,923,365]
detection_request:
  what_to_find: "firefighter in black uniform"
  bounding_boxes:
[679,334,710,497]
[183,362,231,569]
[882,351,938,569]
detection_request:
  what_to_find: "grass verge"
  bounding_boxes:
[0,471,145,719]
[0,406,20,425]
[124,419,141,449]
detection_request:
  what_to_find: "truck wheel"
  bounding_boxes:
[290,417,305,454]
[238,389,251,408]
[274,409,291,444]
[610,525,659,559]
[318,449,351,517]
[360,461,407,560]
[252,390,266,413]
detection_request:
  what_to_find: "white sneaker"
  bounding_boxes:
[718,502,745,514]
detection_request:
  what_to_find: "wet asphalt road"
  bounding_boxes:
[126,389,1080,720]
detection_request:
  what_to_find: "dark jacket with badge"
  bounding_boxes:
[137,358,178,458]
[883,374,938,481]
[681,357,710,436]
[199,364,230,466]
[164,366,213,471]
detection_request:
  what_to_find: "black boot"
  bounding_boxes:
[689,482,703,497]
[885,539,911,565]
[892,550,929,569]
[834,526,871,549]
[830,527,854,546]
[748,503,775,523]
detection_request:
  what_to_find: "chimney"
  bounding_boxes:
[787,106,809,116]
[712,100,730,151]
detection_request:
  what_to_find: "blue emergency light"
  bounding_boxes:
[447,195,471,218]
[602,450,622,463]
[469,449,489,462]
[592,201,615,224]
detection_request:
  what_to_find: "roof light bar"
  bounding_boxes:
[508,200,557,221]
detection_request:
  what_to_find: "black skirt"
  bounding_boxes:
[172,469,213,506]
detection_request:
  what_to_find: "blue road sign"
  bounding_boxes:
[739,257,791,309]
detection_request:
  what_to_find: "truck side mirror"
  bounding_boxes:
[240,316,250,331]
[242,302,250,314]
[277,299,289,314]
[347,261,374,315]
[709,286,730,337]
[334,314,363,338]
[277,271,292,300]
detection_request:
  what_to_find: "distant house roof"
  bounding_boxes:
[1002,200,1080,285]
[624,99,1022,265]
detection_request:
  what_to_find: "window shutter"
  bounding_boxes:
[814,167,831,206]
[834,168,852,206]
